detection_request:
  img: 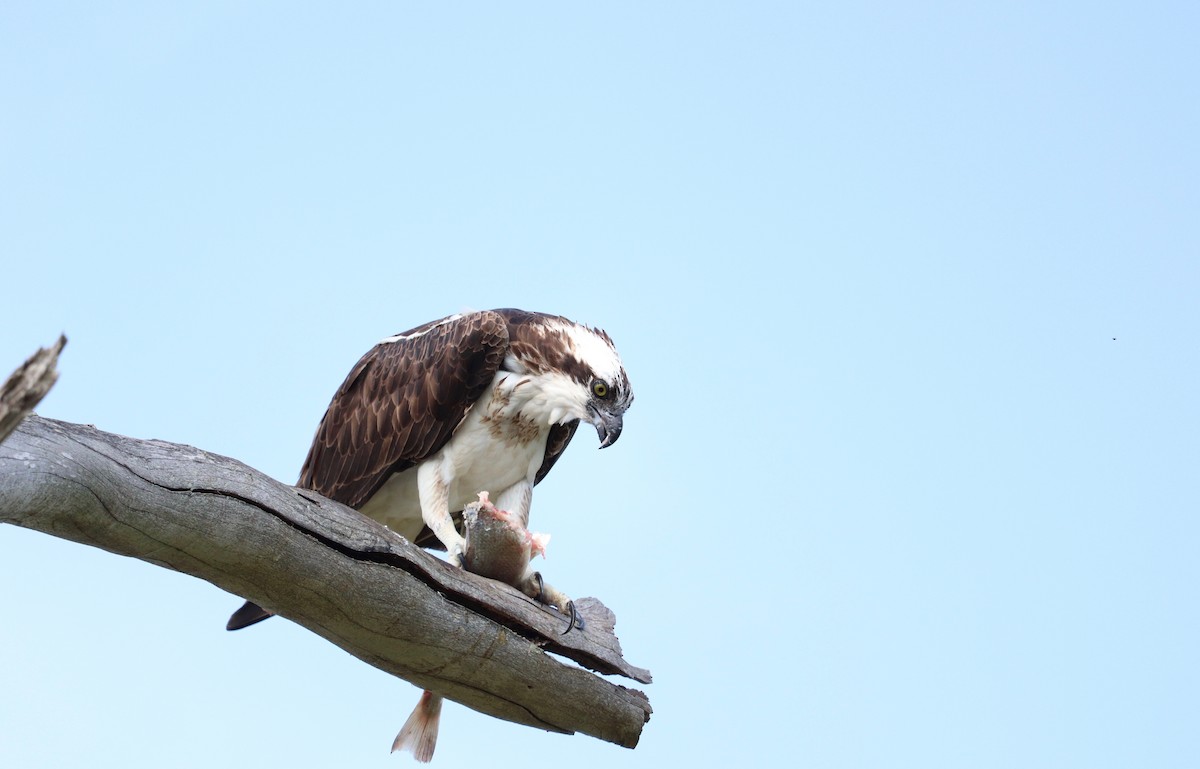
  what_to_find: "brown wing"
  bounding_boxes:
[298,310,510,507]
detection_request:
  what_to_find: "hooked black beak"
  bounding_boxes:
[589,408,624,448]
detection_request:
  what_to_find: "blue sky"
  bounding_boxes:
[2,3,1198,767]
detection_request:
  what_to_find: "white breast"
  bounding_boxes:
[357,371,552,539]
[441,376,552,503]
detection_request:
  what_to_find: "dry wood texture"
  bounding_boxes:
[0,335,66,445]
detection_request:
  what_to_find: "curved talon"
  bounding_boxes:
[562,600,585,635]
[528,571,582,635]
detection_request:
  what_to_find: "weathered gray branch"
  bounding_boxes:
[0,335,66,445]
[0,415,651,748]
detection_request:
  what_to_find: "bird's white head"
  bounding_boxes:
[504,312,634,448]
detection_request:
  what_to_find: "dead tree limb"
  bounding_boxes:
[0,335,66,445]
[0,415,651,748]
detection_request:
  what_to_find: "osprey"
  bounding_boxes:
[228,308,633,629]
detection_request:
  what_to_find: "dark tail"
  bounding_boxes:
[226,600,274,630]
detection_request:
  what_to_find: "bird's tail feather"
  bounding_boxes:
[226,600,274,631]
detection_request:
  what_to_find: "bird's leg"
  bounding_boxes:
[417,463,466,567]
[493,481,580,632]
[491,481,533,529]
[519,571,585,635]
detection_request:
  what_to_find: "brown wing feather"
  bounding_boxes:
[298,310,510,507]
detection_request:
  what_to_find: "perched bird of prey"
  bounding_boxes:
[227,308,633,629]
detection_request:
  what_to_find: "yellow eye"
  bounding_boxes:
[592,380,609,398]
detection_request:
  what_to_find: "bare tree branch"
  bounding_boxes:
[0,415,651,748]
[0,335,66,445]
